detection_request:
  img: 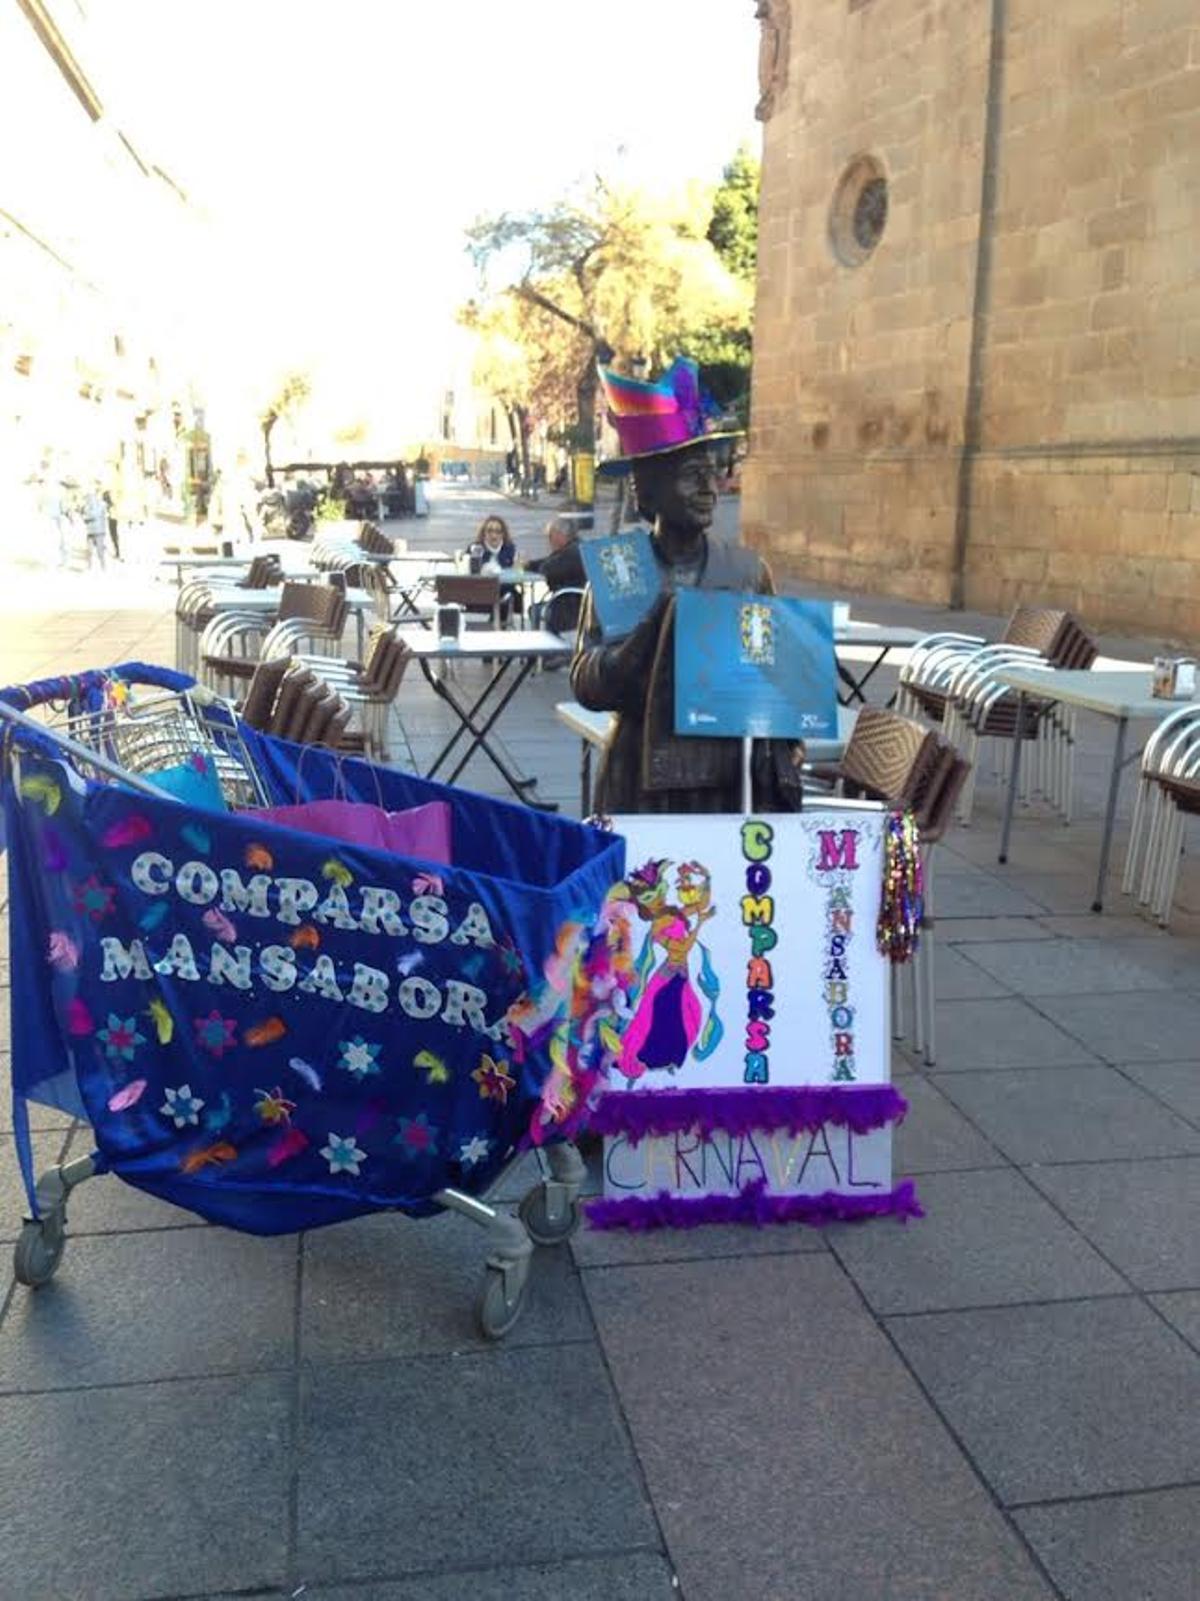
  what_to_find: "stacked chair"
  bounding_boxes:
[293,624,415,764]
[310,521,401,570]
[1122,702,1200,927]
[897,606,1097,825]
[804,706,971,1066]
[239,657,355,751]
[197,582,348,699]
[174,556,282,677]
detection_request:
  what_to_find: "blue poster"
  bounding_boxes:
[673,591,838,739]
[579,529,662,639]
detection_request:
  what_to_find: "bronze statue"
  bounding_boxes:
[572,358,799,815]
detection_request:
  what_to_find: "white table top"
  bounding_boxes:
[554,700,858,761]
[399,627,570,660]
[994,665,1188,721]
[206,586,374,612]
[835,621,926,647]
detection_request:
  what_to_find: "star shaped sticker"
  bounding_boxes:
[458,1134,491,1168]
[471,1053,516,1105]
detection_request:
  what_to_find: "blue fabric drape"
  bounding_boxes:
[1,665,623,1232]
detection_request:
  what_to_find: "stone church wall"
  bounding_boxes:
[744,0,1200,639]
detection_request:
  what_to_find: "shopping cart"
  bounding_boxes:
[0,663,623,1338]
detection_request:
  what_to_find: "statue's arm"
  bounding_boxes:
[570,590,667,714]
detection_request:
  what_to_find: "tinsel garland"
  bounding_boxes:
[585,1178,924,1231]
[586,1082,908,1145]
[876,809,924,964]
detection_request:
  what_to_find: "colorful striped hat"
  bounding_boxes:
[597,356,741,474]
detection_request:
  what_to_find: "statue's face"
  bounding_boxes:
[642,446,718,536]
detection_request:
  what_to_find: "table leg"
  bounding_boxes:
[580,739,593,817]
[420,658,556,809]
[835,647,891,706]
[998,691,1025,864]
[1092,715,1128,914]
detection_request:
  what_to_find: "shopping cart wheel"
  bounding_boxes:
[476,1257,530,1341]
[518,1183,582,1246]
[13,1214,66,1288]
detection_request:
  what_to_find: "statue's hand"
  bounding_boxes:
[621,593,669,662]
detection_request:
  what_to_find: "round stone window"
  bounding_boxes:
[829,156,888,267]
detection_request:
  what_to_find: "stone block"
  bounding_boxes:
[1030,1156,1200,1292]
[830,1167,1123,1313]
[0,1374,291,1598]
[890,1297,1200,1504]
[300,1210,592,1361]
[296,1346,657,1581]
[928,997,1100,1071]
[0,1228,297,1391]
[934,1064,1200,1165]
[1017,1486,1200,1601]
[297,1553,680,1601]
[585,1253,1052,1601]
[1087,203,1150,248]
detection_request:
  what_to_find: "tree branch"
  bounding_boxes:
[509,282,598,342]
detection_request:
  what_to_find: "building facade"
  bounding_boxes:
[743,0,1200,640]
[1,0,213,548]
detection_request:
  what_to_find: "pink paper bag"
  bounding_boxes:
[245,798,452,863]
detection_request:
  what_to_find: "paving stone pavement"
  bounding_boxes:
[0,482,1197,1598]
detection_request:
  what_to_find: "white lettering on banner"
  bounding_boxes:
[259,945,298,991]
[125,854,496,951]
[99,936,153,982]
[208,943,252,990]
[218,871,273,919]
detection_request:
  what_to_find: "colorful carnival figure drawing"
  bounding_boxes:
[609,858,723,1082]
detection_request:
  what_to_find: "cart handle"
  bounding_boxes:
[0,661,196,714]
[0,698,181,800]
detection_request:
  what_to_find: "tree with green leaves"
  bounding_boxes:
[707,143,760,283]
[466,173,752,449]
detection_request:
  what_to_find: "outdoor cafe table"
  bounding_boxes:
[397,628,570,809]
[994,665,1186,912]
[555,701,861,816]
[834,621,925,705]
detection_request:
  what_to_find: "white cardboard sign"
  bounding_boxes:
[600,810,892,1201]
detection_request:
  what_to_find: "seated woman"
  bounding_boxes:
[465,514,519,623]
[466,515,517,573]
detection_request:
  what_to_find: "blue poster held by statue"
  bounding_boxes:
[673,590,838,740]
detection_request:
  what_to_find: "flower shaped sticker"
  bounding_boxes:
[96,1013,145,1063]
[160,1084,205,1128]
[254,1086,297,1126]
[496,938,525,981]
[458,1134,491,1169]
[320,1133,367,1177]
[395,1112,439,1158]
[338,1036,382,1081]
[472,1053,516,1105]
[72,875,115,923]
[194,1010,238,1059]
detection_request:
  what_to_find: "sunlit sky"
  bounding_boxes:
[86,0,760,430]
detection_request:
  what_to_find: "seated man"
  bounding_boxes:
[527,517,586,634]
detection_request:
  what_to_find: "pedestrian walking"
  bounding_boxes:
[81,485,108,571]
[102,488,121,561]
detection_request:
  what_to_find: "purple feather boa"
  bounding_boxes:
[586,1083,908,1145]
[585,1179,923,1231]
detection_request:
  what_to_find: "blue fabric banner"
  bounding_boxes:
[2,696,623,1234]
